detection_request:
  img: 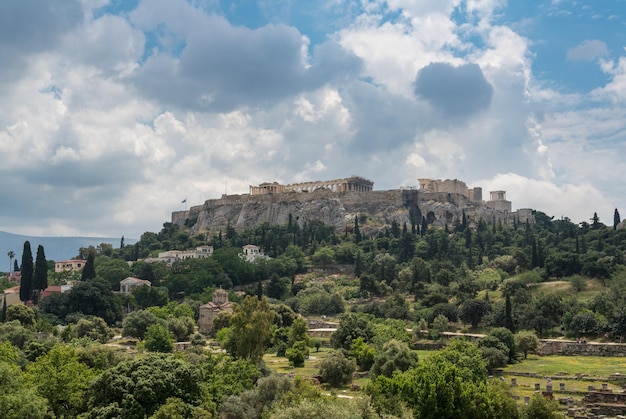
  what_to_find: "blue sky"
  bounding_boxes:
[0,0,625,238]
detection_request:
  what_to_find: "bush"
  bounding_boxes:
[371,339,418,378]
[144,323,174,353]
[122,310,164,340]
[6,305,35,326]
[74,317,114,344]
[318,351,355,387]
[285,340,309,368]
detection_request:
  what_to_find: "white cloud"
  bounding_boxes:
[567,39,609,62]
[0,0,624,239]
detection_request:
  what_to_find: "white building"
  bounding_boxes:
[120,277,152,295]
[154,246,214,265]
[239,245,270,262]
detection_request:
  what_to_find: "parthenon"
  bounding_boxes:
[249,176,374,195]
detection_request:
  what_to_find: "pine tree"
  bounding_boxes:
[19,241,34,303]
[614,208,621,231]
[81,250,96,281]
[33,245,48,304]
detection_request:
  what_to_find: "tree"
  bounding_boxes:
[88,354,203,418]
[311,246,335,269]
[459,299,491,328]
[122,309,163,340]
[265,275,291,300]
[615,208,621,230]
[0,362,50,419]
[6,304,35,326]
[7,250,14,273]
[74,317,114,344]
[64,279,123,325]
[81,249,96,281]
[33,245,48,304]
[19,241,33,302]
[132,285,169,308]
[26,344,94,418]
[228,296,275,362]
[504,293,515,333]
[285,340,309,367]
[521,395,560,419]
[331,313,375,351]
[318,350,355,387]
[144,323,174,352]
[489,327,516,363]
[167,316,195,341]
[1,297,6,323]
[350,337,376,371]
[95,256,131,290]
[515,330,540,359]
[366,340,519,419]
[371,339,418,378]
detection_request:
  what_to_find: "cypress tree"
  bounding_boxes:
[13,260,19,272]
[531,239,538,268]
[354,251,362,278]
[505,294,514,333]
[33,245,48,304]
[81,250,96,281]
[19,241,34,303]
[615,208,621,231]
[354,217,361,244]
[421,216,428,237]
[1,296,6,322]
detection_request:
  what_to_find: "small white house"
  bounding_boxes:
[239,245,270,262]
[120,277,151,295]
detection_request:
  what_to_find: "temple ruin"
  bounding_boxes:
[250,176,374,195]
[418,178,511,213]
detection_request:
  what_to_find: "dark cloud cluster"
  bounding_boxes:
[414,62,493,119]
[0,0,82,81]
[130,14,362,111]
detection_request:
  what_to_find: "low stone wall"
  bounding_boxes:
[539,340,626,356]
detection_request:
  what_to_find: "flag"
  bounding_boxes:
[181,199,187,203]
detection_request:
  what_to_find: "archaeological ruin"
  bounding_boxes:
[249,176,374,195]
[172,175,532,234]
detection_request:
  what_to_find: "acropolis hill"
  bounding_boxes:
[171,176,534,235]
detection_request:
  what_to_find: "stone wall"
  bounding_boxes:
[539,340,626,356]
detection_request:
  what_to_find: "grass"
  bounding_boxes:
[502,354,626,378]
[264,345,335,377]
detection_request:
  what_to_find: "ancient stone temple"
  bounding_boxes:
[250,176,374,195]
[198,289,233,334]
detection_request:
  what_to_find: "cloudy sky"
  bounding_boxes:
[1,0,625,239]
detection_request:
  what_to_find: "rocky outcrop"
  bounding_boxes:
[172,189,534,235]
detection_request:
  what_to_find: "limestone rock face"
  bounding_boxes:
[172,189,533,235]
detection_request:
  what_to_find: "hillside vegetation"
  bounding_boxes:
[1,208,625,417]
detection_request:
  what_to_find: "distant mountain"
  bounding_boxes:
[0,231,136,268]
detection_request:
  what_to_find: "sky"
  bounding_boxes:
[1,0,625,239]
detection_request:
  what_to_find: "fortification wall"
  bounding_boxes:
[173,187,532,235]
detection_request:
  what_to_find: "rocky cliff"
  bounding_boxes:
[172,189,534,235]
